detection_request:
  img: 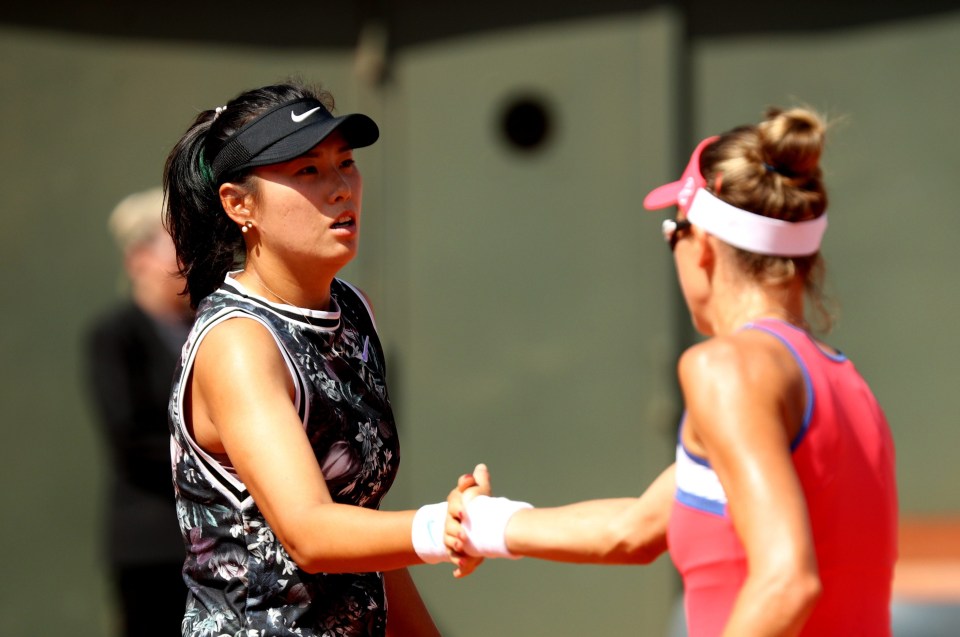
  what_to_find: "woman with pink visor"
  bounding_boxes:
[445,107,898,637]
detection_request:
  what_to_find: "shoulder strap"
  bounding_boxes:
[333,279,378,336]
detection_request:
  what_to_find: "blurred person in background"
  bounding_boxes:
[84,187,193,636]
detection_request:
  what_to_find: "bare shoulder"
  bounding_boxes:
[197,316,282,369]
[678,331,796,390]
[678,330,806,451]
[190,316,295,454]
[193,316,292,398]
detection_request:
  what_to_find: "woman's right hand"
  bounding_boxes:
[445,463,491,577]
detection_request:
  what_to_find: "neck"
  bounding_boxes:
[709,286,806,335]
[745,307,808,329]
[241,262,332,311]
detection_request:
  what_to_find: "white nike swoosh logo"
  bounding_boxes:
[426,520,440,545]
[291,107,322,123]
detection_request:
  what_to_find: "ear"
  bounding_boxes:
[693,226,716,272]
[219,182,254,227]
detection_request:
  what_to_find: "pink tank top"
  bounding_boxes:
[667,319,898,636]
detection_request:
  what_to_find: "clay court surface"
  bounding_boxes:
[894,517,960,603]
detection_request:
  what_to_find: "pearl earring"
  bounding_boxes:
[241,221,253,233]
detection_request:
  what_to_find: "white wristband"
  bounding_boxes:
[411,502,448,564]
[462,495,533,559]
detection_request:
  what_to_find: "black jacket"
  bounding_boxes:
[84,301,190,566]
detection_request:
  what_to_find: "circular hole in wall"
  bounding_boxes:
[499,94,553,152]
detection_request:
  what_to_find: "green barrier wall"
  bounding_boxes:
[2,7,957,635]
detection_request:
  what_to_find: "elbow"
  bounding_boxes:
[291,554,319,574]
[287,537,345,575]
[289,546,336,575]
[602,517,668,565]
[280,535,314,572]
[275,526,326,574]
[617,536,668,565]
[633,542,668,565]
[794,571,822,617]
[784,562,822,617]
[782,571,822,629]
[757,565,822,624]
[282,525,372,575]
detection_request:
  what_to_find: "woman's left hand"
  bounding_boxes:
[445,464,491,577]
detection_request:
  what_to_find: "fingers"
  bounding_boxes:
[472,463,492,494]
[445,491,467,552]
[457,472,477,493]
[452,555,484,579]
[446,506,482,578]
[446,493,461,525]
[447,464,494,578]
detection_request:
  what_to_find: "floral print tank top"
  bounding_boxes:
[169,274,400,636]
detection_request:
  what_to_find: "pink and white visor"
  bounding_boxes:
[643,136,827,257]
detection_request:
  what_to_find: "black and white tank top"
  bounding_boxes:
[169,272,399,636]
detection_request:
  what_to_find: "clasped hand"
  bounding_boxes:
[444,463,492,578]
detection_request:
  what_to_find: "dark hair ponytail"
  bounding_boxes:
[163,80,334,308]
[163,113,240,309]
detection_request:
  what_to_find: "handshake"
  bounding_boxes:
[411,464,532,578]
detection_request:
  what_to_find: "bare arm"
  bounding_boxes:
[446,464,673,569]
[505,464,674,564]
[191,317,431,573]
[680,335,821,637]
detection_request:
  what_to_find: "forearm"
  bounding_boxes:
[283,505,429,574]
[505,498,667,564]
[462,464,673,565]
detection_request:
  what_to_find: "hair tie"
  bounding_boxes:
[213,105,227,121]
[763,161,795,178]
[198,151,215,185]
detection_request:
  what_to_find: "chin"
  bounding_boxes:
[329,247,358,268]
